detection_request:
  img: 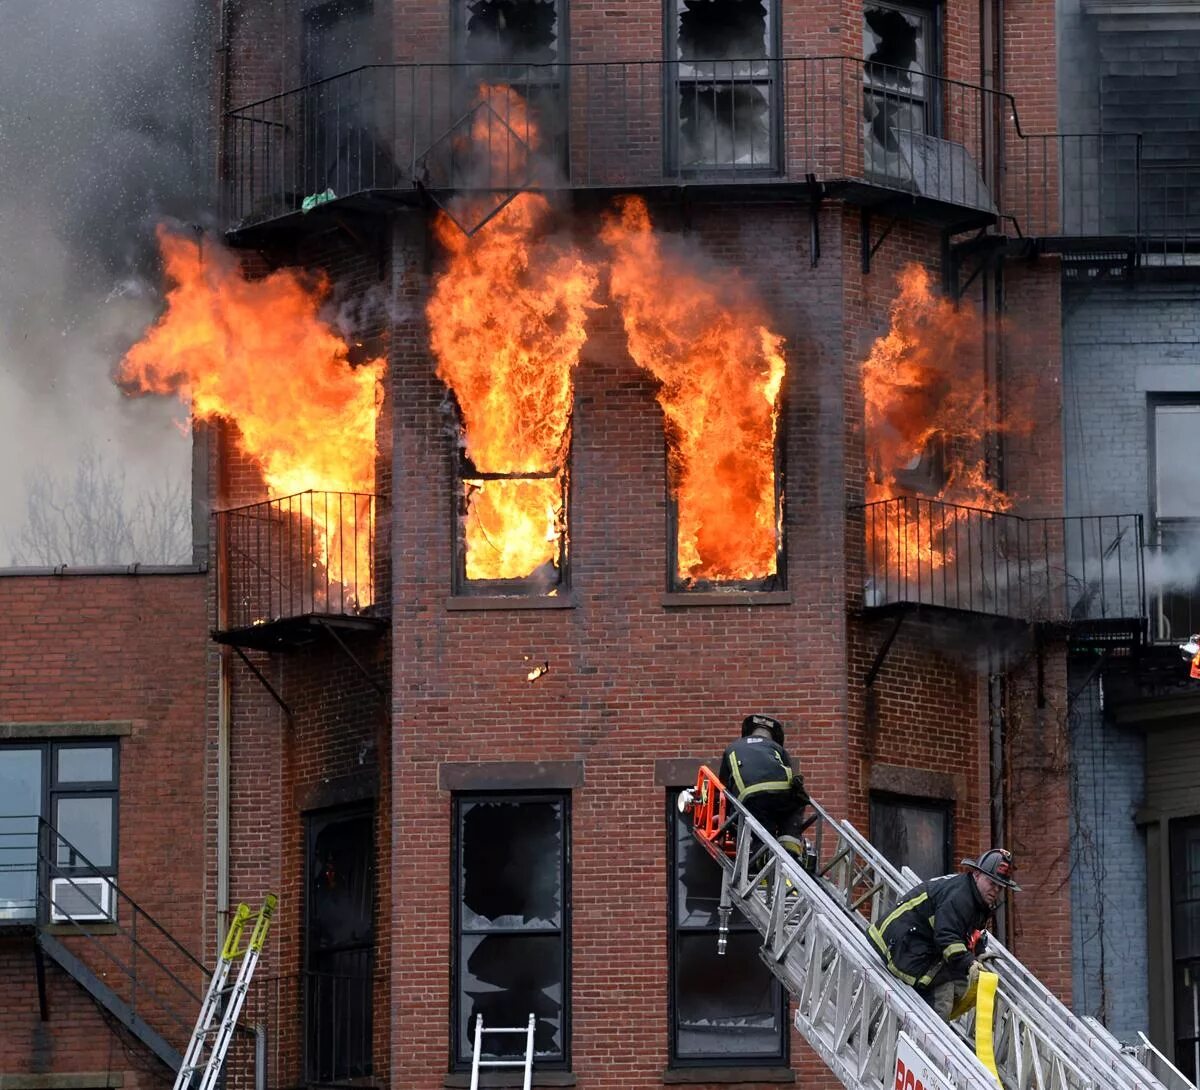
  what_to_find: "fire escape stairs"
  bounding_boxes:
[35,929,184,1073]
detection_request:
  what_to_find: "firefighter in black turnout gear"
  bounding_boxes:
[717,714,810,861]
[869,848,1021,1021]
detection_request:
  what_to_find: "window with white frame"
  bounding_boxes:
[0,740,119,923]
[667,792,787,1066]
[452,793,569,1069]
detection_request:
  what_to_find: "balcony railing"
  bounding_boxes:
[856,498,1146,638]
[224,57,1010,228]
[1016,133,1200,255]
[214,491,379,646]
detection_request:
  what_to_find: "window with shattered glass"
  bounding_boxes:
[453,795,569,1069]
[668,0,779,172]
[668,793,785,1065]
[862,0,937,183]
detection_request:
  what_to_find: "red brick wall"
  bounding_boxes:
[0,574,206,1083]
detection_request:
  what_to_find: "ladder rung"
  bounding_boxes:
[478,1027,530,1034]
[477,1060,531,1068]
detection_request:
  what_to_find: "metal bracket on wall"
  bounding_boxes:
[315,619,388,708]
[946,229,1007,301]
[864,612,906,689]
[232,645,294,725]
[861,208,900,275]
[807,174,824,267]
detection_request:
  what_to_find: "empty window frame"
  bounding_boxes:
[1151,401,1200,641]
[862,0,939,182]
[667,792,786,1066]
[453,448,572,597]
[869,792,951,881]
[452,794,570,1069]
[667,0,780,172]
[0,740,119,923]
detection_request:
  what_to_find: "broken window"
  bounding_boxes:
[454,795,569,1068]
[863,1,936,182]
[453,449,571,597]
[669,0,778,171]
[459,0,560,64]
[668,793,785,1065]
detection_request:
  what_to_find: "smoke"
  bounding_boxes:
[0,0,214,565]
[1145,539,1200,594]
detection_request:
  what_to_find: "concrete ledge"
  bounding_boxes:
[0,722,133,739]
[0,1075,125,1090]
[662,592,792,608]
[439,760,585,792]
[869,763,960,801]
[654,758,720,787]
[662,1067,796,1084]
[443,1074,575,1087]
[445,594,577,611]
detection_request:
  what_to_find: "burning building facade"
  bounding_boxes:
[5,0,1191,1086]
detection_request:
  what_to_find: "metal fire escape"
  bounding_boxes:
[682,765,1193,1090]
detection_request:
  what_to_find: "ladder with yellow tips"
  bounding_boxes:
[173,895,277,1090]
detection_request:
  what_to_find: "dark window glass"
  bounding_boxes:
[668,793,785,1066]
[1171,816,1200,1081]
[869,792,952,881]
[0,740,118,924]
[453,795,569,1069]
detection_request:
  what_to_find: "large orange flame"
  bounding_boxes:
[118,227,383,605]
[428,86,599,585]
[861,263,1008,573]
[600,196,786,585]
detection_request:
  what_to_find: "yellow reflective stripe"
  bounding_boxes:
[869,924,920,985]
[728,753,748,795]
[943,941,968,959]
[738,779,792,800]
[877,891,929,937]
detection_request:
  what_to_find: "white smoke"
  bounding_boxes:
[0,0,213,566]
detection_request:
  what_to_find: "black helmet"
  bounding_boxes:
[962,848,1021,891]
[741,714,785,747]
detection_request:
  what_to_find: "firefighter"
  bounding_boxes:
[717,714,810,861]
[1180,635,1200,680]
[868,848,1020,1021]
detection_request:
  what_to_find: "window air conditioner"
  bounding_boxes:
[49,876,115,923]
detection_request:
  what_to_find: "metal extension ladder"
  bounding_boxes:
[469,1012,535,1090]
[683,765,1187,1090]
[173,895,277,1090]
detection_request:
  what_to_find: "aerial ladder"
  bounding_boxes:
[681,766,1195,1090]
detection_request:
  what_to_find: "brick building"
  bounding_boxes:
[2,0,1182,1088]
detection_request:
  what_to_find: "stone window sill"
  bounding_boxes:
[446,593,577,611]
[663,1066,795,1084]
[443,1074,575,1088]
[661,592,792,608]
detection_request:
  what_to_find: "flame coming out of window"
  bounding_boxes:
[600,195,786,585]
[861,263,1010,570]
[427,87,599,583]
[117,227,384,601]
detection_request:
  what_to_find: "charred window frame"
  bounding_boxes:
[871,433,948,497]
[1150,399,1200,642]
[0,740,120,924]
[666,0,781,174]
[862,0,941,180]
[452,0,568,169]
[665,425,786,593]
[666,791,787,1066]
[451,792,571,1071]
[868,792,952,881]
[451,440,572,598]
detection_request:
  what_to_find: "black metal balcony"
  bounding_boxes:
[224,56,1010,233]
[214,491,385,652]
[855,498,1147,649]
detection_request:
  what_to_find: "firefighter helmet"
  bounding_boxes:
[961,848,1022,891]
[741,714,785,747]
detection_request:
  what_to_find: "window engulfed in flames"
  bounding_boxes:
[426,88,599,589]
[117,228,384,610]
[601,196,786,587]
[861,264,1010,576]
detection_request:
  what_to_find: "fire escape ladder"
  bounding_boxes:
[684,767,1180,1090]
[27,818,210,1076]
[35,930,184,1073]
